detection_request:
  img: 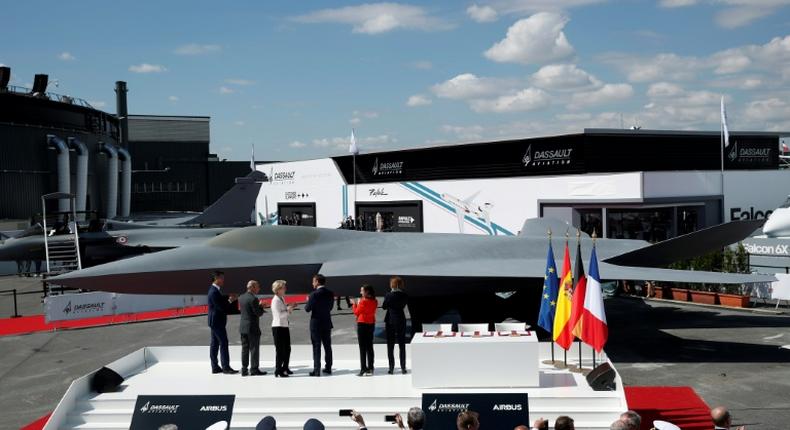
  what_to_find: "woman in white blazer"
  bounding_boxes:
[271,280,295,377]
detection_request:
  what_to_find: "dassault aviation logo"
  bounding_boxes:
[728,141,739,162]
[372,157,404,176]
[426,399,469,413]
[140,401,150,413]
[139,401,179,414]
[63,301,72,315]
[523,144,573,167]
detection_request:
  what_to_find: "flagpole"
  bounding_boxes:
[720,97,726,220]
[352,129,358,218]
[563,231,569,369]
[576,229,583,372]
[548,229,555,364]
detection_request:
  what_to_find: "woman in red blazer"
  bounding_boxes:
[352,284,378,376]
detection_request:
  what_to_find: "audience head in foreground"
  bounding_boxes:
[610,419,629,430]
[554,415,575,430]
[303,418,324,430]
[456,410,480,430]
[620,410,641,430]
[395,407,425,430]
[256,416,276,430]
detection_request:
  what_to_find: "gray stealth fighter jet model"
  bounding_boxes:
[51,218,771,323]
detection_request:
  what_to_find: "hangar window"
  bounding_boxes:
[607,207,673,242]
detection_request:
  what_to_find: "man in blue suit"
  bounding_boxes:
[305,273,334,376]
[208,270,239,374]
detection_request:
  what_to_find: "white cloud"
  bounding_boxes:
[411,60,433,70]
[658,0,790,28]
[350,110,379,125]
[482,0,607,15]
[129,63,167,73]
[350,117,362,125]
[219,86,235,94]
[646,82,684,98]
[569,83,633,108]
[225,78,256,85]
[601,52,702,82]
[88,100,106,108]
[234,121,246,126]
[407,94,432,106]
[442,124,485,140]
[313,134,396,151]
[710,35,790,78]
[531,64,599,90]
[289,140,307,148]
[431,73,512,99]
[467,4,498,22]
[293,3,452,34]
[58,52,75,61]
[484,12,575,65]
[470,88,551,113]
[174,43,221,55]
[659,0,698,7]
[168,95,179,102]
[711,51,752,74]
[743,97,790,123]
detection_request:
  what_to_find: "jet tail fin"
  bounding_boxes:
[604,218,765,268]
[186,171,266,227]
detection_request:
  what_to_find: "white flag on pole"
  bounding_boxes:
[720,96,730,148]
[250,144,256,171]
[349,129,359,155]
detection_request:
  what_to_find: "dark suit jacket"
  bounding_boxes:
[238,291,265,335]
[207,285,236,329]
[382,289,408,325]
[305,286,334,329]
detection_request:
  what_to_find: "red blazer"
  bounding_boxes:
[353,297,377,324]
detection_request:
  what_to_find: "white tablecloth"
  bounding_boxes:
[411,332,539,388]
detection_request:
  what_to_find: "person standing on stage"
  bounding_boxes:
[239,280,267,376]
[305,274,334,376]
[271,279,296,377]
[207,270,238,374]
[352,284,378,376]
[383,276,409,374]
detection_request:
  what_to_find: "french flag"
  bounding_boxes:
[580,244,608,353]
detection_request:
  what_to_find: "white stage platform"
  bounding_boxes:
[45,343,627,430]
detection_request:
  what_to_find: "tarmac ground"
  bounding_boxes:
[1,275,789,430]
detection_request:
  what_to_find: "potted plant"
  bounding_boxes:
[669,286,689,301]
[689,285,717,305]
[717,244,752,308]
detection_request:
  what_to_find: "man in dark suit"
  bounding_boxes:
[383,276,409,374]
[305,273,334,376]
[208,270,238,374]
[239,280,267,376]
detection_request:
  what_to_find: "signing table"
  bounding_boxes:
[411,331,539,388]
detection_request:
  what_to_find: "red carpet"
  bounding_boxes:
[0,295,307,337]
[19,413,50,430]
[625,386,711,430]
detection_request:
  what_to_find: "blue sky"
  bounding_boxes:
[3,0,789,160]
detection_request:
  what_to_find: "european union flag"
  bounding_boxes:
[537,242,560,334]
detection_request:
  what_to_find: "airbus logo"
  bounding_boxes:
[492,404,523,411]
[200,405,228,412]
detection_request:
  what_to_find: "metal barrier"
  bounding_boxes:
[0,288,21,318]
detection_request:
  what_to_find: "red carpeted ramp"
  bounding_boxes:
[625,386,711,430]
[0,295,307,337]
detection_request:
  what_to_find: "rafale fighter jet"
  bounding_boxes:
[0,172,265,267]
[51,218,771,324]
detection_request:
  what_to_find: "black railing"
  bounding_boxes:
[2,85,95,108]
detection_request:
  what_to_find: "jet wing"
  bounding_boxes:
[604,219,765,267]
[599,262,775,285]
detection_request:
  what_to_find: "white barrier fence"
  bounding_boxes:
[44,292,206,323]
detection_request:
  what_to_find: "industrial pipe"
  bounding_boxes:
[47,135,70,213]
[67,137,89,220]
[99,142,118,219]
[116,147,132,217]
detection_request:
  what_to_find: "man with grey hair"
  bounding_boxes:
[395,407,425,430]
[620,410,641,430]
[239,280,267,376]
[711,406,745,430]
[609,420,629,430]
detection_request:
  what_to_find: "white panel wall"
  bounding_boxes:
[643,171,721,198]
[723,170,790,221]
[256,159,347,227]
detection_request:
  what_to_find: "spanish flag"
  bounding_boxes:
[553,241,574,349]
